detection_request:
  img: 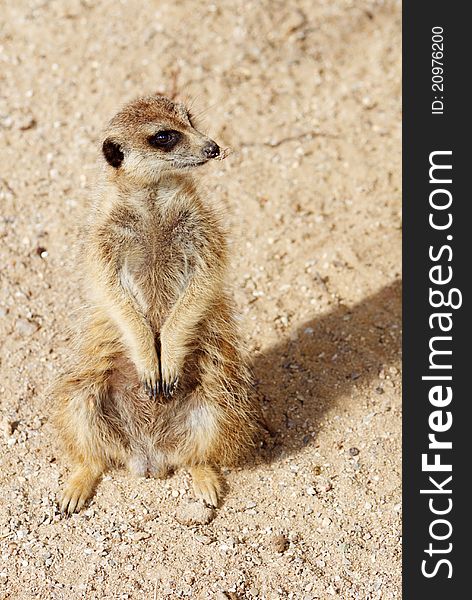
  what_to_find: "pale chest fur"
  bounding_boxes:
[118,205,202,328]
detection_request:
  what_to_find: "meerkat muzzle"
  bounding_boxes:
[202,141,220,159]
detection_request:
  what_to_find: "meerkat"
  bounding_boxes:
[53,94,260,514]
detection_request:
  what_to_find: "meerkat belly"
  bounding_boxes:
[124,396,221,474]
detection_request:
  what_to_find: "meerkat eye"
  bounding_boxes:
[148,130,181,150]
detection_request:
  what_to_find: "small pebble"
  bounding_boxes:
[194,534,213,545]
[18,117,37,131]
[35,246,48,258]
[14,318,40,336]
[1,418,13,439]
[322,517,332,528]
[131,531,151,541]
[315,478,332,493]
[270,533,289,553]
[349,447,360,456]
[174,501,215,526]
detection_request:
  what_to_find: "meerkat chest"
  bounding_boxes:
[119,208,202,313]
[147,209,199,277]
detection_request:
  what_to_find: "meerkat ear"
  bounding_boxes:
[102,138,124,168]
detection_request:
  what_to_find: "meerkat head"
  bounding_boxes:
[102,95,220,183]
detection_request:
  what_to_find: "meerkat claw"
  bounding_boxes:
[143,379,160,399]
[162,377,178,400]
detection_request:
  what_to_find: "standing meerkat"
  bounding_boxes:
[53,94,260,514]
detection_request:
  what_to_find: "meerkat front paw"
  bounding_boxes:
[159,349,181,399]
[160,363,179,399]
[142,369,161,399]
[136,357,161,399]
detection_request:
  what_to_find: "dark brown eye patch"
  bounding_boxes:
[148,130,181,150]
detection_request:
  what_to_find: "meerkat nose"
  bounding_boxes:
[202,141,220,159]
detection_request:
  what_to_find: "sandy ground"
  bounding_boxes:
[0,1,401,598]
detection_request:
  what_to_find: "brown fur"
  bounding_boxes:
[53,95,260,513]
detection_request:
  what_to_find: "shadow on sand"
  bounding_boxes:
[250,280,402,463]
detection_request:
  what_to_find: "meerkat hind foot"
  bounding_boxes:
[60,464,102,515]
[190,465,222,507]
